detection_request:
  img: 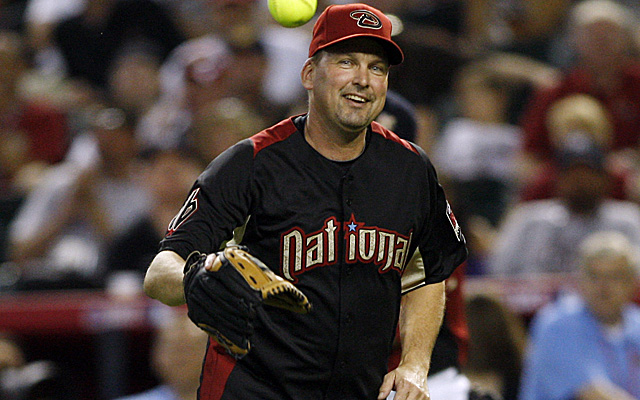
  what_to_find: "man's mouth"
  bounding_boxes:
[344,94,368,103]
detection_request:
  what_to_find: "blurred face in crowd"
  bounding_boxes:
[152,312,208,393]
[575,19,630,71]
[190,98,264,161]
[556,163,609,214]
[579,253,638,326]
[203,0,259,42]
[108,51,161,114]
[184,57,233,111]
[302,38,390,138]
[457,74,509,124]
[225,47,268,107]
[144,150,202,207]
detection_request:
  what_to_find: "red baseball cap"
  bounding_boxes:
[308,3,404,65]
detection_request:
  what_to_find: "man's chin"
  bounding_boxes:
[338,114,375,133]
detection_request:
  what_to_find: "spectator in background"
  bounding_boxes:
[113,308,208,400]
[23,0,85,73]
[519,93,623,201]
[434,54,559,274]
[0,332,77,400]
[0,30,69,263]
[226,39,286,126]
[106,41,163,122]
[485,130,640,276]
[464,294,527,400]
[433,59,523,228]
[187,97,266,165]
[105,147,202,281]
[51,0,185,89]
[519,231,640,400]
[478,92,640,276]
[137,34,269,159]
[463,0,573,64]
[7,105,150,290]
[0,30,68,167]
[201,0,311,116]
[136,34,234,151]
[518,0,640,200]
[386,0,469,110]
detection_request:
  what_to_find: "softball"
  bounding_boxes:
[268,0,317,28]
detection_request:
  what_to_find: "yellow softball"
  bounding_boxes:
[268,0,317,28]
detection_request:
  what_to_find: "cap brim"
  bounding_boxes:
[312,33,404,65]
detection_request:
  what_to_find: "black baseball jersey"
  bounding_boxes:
[159,115,467,400]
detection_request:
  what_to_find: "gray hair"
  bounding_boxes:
[569,0,636,32]
[579,231,640,276]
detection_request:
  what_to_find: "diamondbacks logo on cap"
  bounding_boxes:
[349,10,382,29]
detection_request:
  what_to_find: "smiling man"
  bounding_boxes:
[144,3,467,400]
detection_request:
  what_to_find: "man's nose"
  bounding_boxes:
[351,65,370,87]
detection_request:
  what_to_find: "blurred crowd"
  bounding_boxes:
[0,0,639,399]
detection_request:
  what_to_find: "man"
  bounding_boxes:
[144,3,467,400]
[519,231,640,400]
[487,131,640,276]
[9,106,150,289]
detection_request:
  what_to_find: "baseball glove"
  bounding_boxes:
[183,245,311,358]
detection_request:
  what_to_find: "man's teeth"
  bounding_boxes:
[345,94,366,103]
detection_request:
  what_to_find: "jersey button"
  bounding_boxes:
[346,199,352,206]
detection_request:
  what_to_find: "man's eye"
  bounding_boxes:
[371,65,387,75]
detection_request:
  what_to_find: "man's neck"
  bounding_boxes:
[304,115,367,161]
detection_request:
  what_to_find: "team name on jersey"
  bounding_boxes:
[280,214,412,282]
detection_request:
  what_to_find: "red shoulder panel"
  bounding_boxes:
[370,120,418,154]
[251,116,300,157]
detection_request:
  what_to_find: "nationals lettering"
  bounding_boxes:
[280,214,412,282]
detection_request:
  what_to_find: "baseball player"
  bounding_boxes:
[144,3,467,400]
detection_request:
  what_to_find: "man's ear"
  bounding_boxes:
[301,58,315,90]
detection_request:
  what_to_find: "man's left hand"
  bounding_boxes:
[378,363,430,400]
